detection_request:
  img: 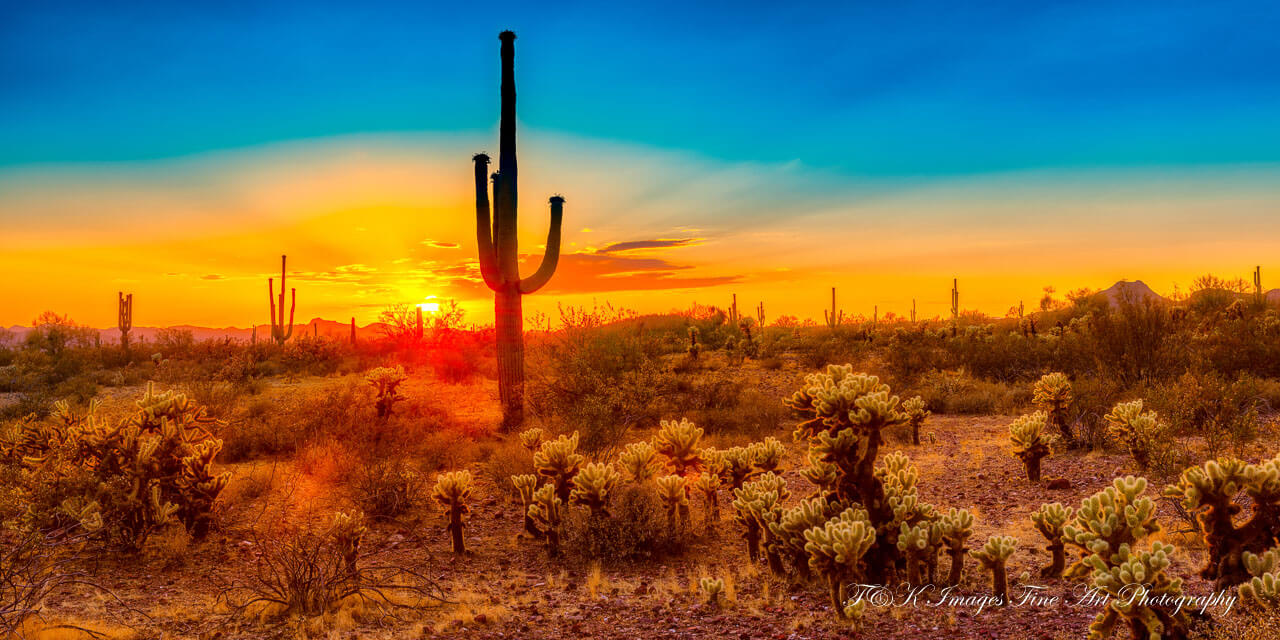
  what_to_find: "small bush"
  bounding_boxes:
[562,483,680,561]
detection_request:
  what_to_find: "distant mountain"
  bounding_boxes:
[2,318,389,345]
[1267,289,1280,304]
[1097,280,1167,306]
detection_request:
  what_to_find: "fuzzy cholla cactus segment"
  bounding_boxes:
[1031,502,1074,578]
[534,432,584,501]
[1240,547,1280,604]
[1009,411,1054,481]
[1103,400,1165,470]
[655,418,704,476]
[570,462,621,516]
[619,441,661,484]
[804,514,876,616]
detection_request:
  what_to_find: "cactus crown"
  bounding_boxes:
[512,474,538,503]
[655,474,689,506]
[1009,412,1053,453]
[431,470,473,508]
[902,396,930,423]
[804,516,876,577]
[570,462,621,513]
[619,441,662,483]
[750,437,786,474]
[519,427,545,452]
[970,535,1018,565]
[654,418,704,475]
[534,432,584,481]
[1031,502,1074,540]
[1032,372,1072,409]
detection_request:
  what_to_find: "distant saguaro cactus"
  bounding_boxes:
[473,31,564,431]
[268,254,296,345]
[728,294,740,326]
[910,298,917,323]
[950,278,959,336]
[756,302,765,327]
[824,287,843,329]
[117,292,133,353]
[415,305,423,340]
[350,317,356,345]
[1255,265,1263,307]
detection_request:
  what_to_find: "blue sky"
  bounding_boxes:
[4,0,1278,175]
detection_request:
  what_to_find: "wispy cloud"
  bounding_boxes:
[596,238,701,254]
[421,240,460,249]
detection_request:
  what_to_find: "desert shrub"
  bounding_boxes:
[691,389,786,439]
[352,458,424,520]
[482,438,535,496]
[562,483,678,561]
[1147,370,1263,458]
[912,370,1028,415]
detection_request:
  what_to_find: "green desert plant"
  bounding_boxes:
[717,446,758,490]
[570,462,621,517]
[473,31,565,431]
[693,471,722,529]
[527,484,564,557]
[1103,400,1166,471]
[897,520,940,586]
[699,577,724,608]
[902,396,930,446]
[969,535,1017,605]
[1239,547,1280,605]
[1009,412,1054,482]
[1033,372,1075,447]
[364,366,407,419]
[1031,502,1074,578]
[654,418,704,476]
[655,474,689,533]
[618,441,661,484]
[267,254,296,346]
[804,513,876,618]
[431,470,472,554]
[1163,455,1280,588]
[512,474,542,538]
[939,507,975,587]
[519,427,545,453]
[732,472,790,576]
[1062,475,1192,639]
[533,432,584,502]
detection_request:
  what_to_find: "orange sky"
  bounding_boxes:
[3,133,1279,329]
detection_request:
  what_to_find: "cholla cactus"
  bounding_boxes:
[969,535,1017,604]
[1103,400,1165,471]
[804,516,876,617]
[786,366,913,582]
[699,577,724,608]
[1062,476,1191,639]
[512,474,542,538]
[901,396,930,446]
[431,471,472,554]
[1032,372,1075,447]
[897,521,939,585]
[656,474,690,532]
[769,497,835,581]
[751,437,786,475]
[518,427,545,453]
[570,462,621,517]
[331,511,367,575]
[799,451,839,501]
[693,471,723,529]
[527,484,563,557]
[1163,454,1280,588]
[534,432,584,501]
[687,326,701,361]
[1239,547,1280,605]
[717,446,758,490]
[654,418,704,476]
[365,366,407,419]
[733,473,791,576]
[1009,412,1054,482]
[1031,502,1074,578]
[618,441,661,483]
[939,508,974,586]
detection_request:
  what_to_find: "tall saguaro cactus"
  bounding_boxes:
[474,31,565,430]
[268,254,296,345]
[1255,265,1263,306]
[824,287,843,329]
[117,292,133,353]
[950,278,959,336]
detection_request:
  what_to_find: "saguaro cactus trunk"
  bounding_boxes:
[950,278,959,336]
[117,292,133,354]
[268,254,296,345]
[474,31,565,431]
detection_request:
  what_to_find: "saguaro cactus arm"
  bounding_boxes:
[473,153,501,288]
[519,196,564,294]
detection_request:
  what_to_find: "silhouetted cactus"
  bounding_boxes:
[1163,455,1280,588]
[349,317,356,345]
[728,294,740,327]
[1066,476,1190,639]
[1103,400,1165,471]
[1033,372,1075,447]
[1255,265,1264,307]
[902,396,930,446]
[970,535,1016,604]
[756,302,766,327]
[950,278,959,336]
[364,366,407,419]
[656,474,689,532]
[686,326,700,361]
[431,471,472,554]
[473,31,565,431]
[117,292,133,353]
[570,462,620,517]
[534,432,583,502]
[512,474,542,538]
[804,513,876,617]
[824,287,843,329]
[1031,502,1073,578]
[655,418,704,476]
[268,254,296,345]
[527,484,563,557]
[1009,412,1053,482]
[619,441,661,484]
[939,507,974,586]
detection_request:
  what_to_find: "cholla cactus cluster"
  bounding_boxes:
[519,427,545,453]
[654,418,704,476]
[570,462,621,516]
[619,441,661,483]
[512,474,541,538]
[1103,400,1166,470]
[330,511,367,574]
[534,432,584,501]
[693,471,723,528]
[969,535,1017,603]
[1162,454,1280,588]
[1060,476,1191,639]
[364,366,407,419]
[1239,547,1280,605]
[527,484,564,557]
[431,470,472,554]
[1031,502,1074,578]
[699,577,725,607]
[5,384,230,549]
[732,472,790,575]
[1032,372,1075,446]
[1009,412,1054,482]
[804,514,876,616]
[901,396,930,446]
[656,474,690,532]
